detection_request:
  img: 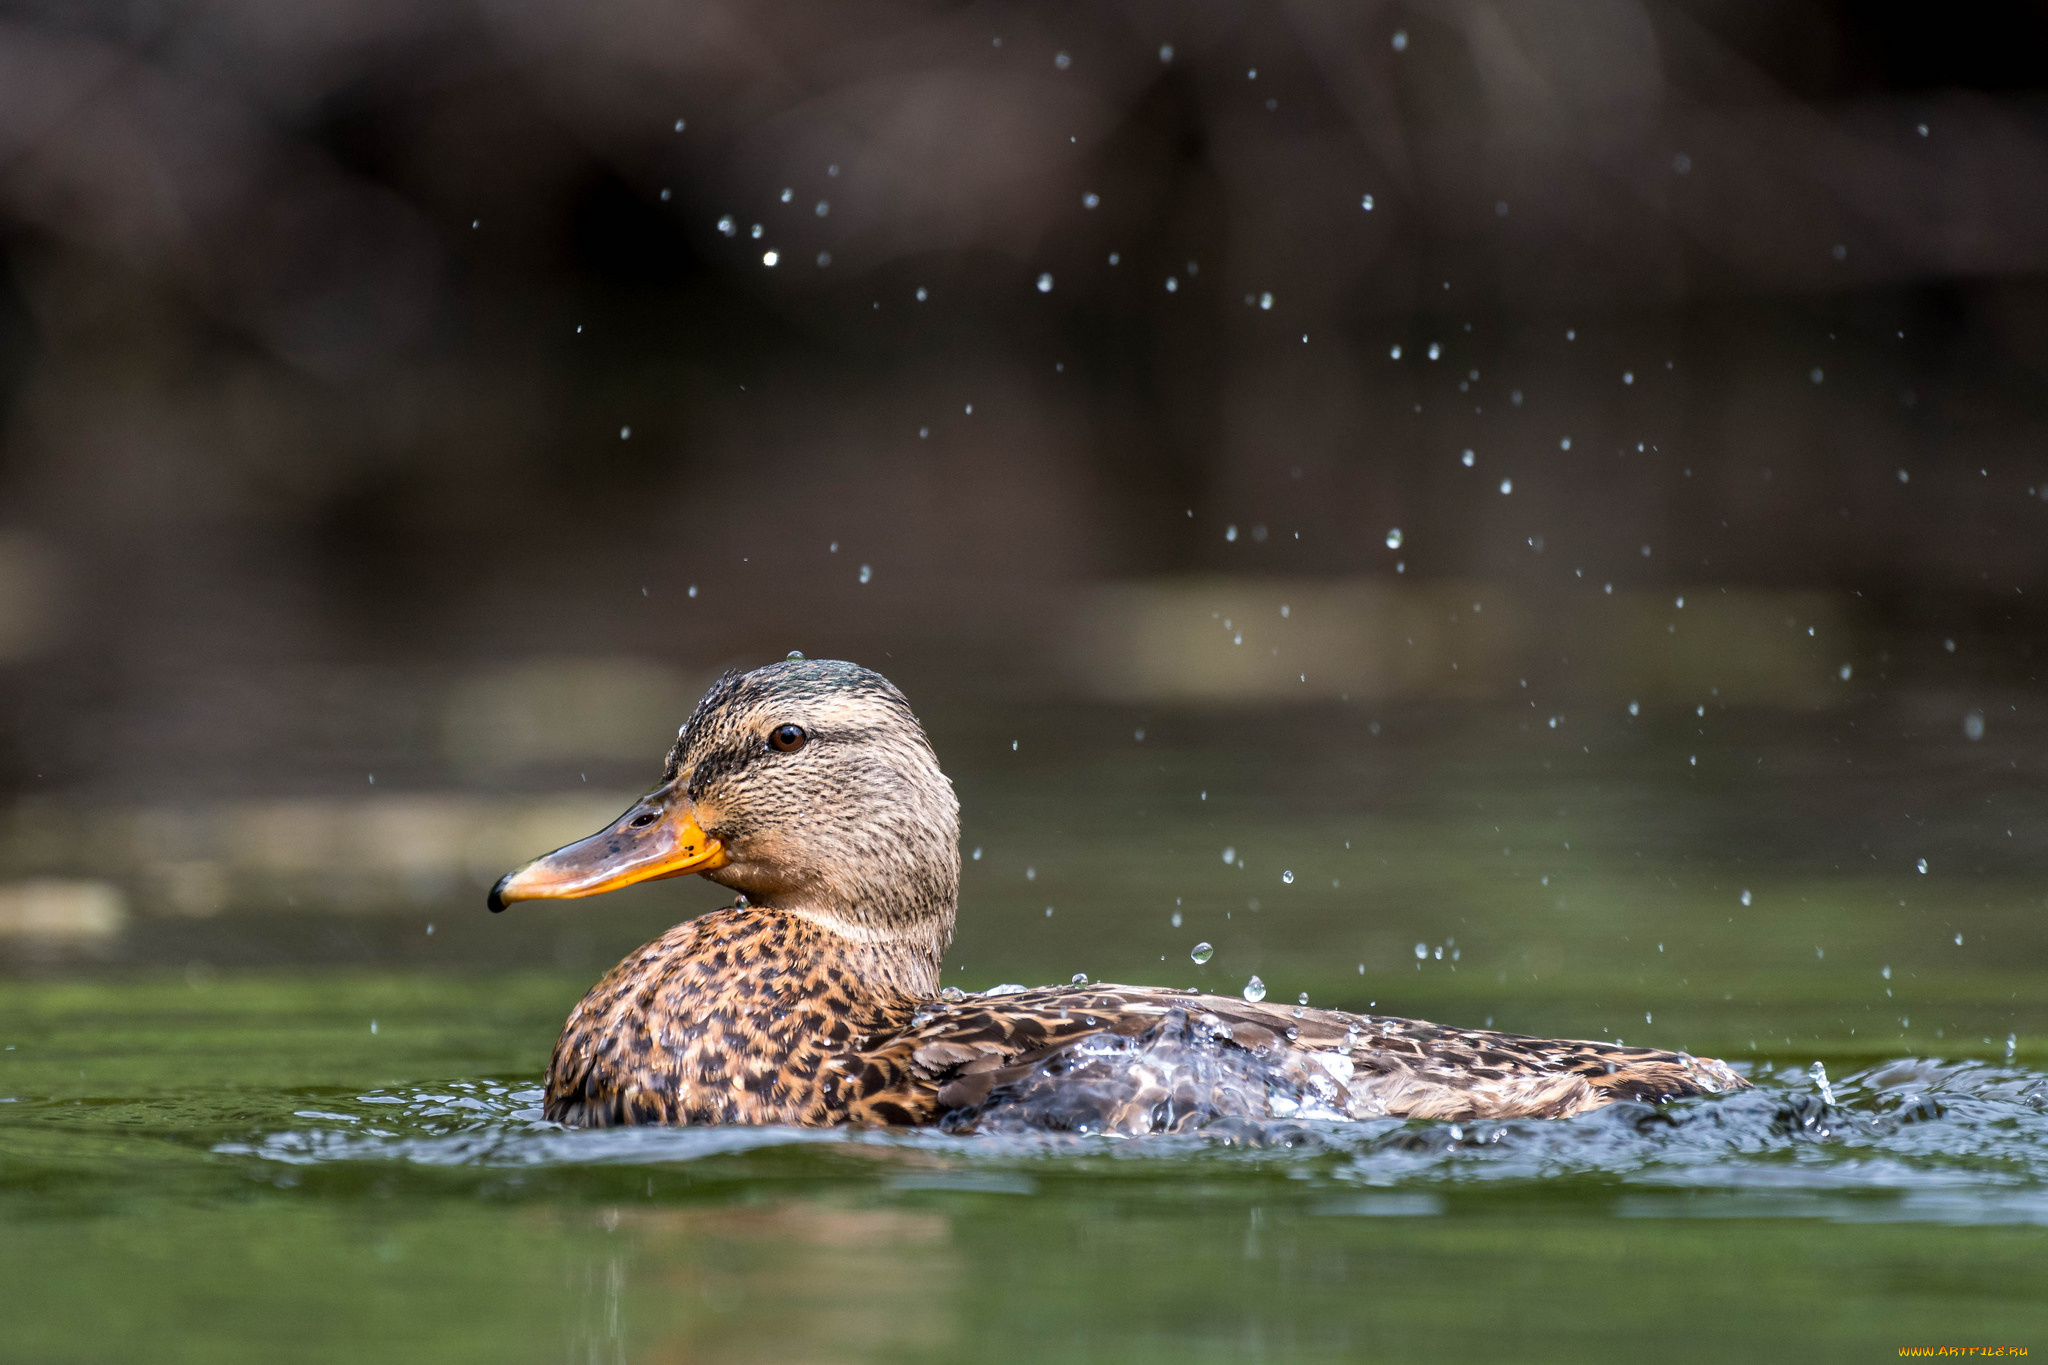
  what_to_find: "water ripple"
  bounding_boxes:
[212,1059,2048,1224]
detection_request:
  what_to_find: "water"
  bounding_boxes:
[3,697,2046,1357]
[2,976,2043,1361]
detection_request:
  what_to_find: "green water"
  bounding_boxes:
[4,700,2046,1360]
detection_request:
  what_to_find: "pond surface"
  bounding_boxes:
[3,697,2045,1360]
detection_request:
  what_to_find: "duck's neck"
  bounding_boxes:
[711,852,958,999]
[773,904,949,997]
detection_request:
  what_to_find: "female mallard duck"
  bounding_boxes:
[490,658,1745,1131]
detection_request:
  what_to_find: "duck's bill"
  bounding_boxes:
[488,795,728,912]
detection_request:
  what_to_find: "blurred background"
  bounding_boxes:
[4,7,2047,1358]
[0,0,2042,997]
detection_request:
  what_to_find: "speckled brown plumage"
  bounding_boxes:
[546,906,927,1126]
[548,946,1744,1128]
[510,658,1749,1131]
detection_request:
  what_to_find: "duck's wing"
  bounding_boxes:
[844,984,1746,1128]
[840,984,1155,1126]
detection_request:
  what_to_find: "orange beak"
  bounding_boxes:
[487,790,729,912]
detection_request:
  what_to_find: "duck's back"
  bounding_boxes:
[847,984,1747,1132]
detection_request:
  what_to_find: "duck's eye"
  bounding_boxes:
[628,811,659,828]
[768,724,808,753]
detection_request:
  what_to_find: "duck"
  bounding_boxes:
[489,658,1746,1131]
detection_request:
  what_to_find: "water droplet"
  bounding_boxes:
[762,250,779,267]
[1918,858,1929,874]
[1191,942,1213,964]
[1054,51,1071,70]
[815,201,829,217]
[915,286,928,302]
[1259,292,1273,310]
[1221,846,1236,865]
[1838,664,1853,680]
[1242,975,1266,1003]
[1389,344,1402,359]
[1427,342,1441,361]
[1627,701,1639,716]
[1622,371,1634,385]
[858,564,873,583]
[1297,992,1310,1006]
[1082,192,1100,209]
[717,215,736,236]
[1414,943,1427,960]
[1964,711,1985,741]
[939,986,966,1002]
[619,426,631,440]
[1224,525,1238,542]
[1071,971,1087,984]
[1461,449,1475,467]
[1810,367,1825,384]
[1390,29,1408,51]
[1881,965,1891,980]
[1171,910,1182,928]
[687,585,698,598]
[1809,1061,1835,1106]
[972,847,982,860]
[750,223,763,238]
[1036,272,1055,293]
[1165,277,1178,293]
[1740,889,1752,906]
[1361,194,1375,211]
[786,650,804,661]
[1159,43,1174,63]
[1499,478,1513,495]
[1282,870,1294,884]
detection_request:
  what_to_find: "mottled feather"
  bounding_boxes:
[545,906,1746,1129]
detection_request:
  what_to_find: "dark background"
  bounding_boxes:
[0,0,2043,933]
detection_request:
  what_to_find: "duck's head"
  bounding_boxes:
[489,658,960,963]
